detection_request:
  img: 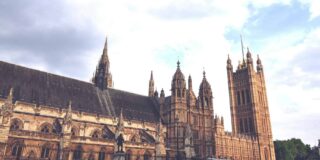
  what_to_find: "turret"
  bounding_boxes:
[148,71,155,97]
[257,55,263,72]
[171,61,186,99]
[198,71,213,109]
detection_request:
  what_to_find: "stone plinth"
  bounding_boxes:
[113,152,126,160]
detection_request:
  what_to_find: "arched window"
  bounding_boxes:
[11,143,23,158]
[71,127,78,136]
[53,119,62,134]
[92,130,100,139]
[237,91,241,105]
[41,125,50,133]
[41,145,50,158]
[73,146,82,160]
[40,123,52,133]
[10,119,22,131]
[98,148,106,160]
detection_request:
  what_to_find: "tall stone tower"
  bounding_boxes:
[167,61,188,157]
[227,48,275,160]
[197,71,214,157]
[92,38,113,90]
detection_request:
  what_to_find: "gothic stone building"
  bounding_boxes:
[0,39,275,160]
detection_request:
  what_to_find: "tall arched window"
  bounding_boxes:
[98,148,106,160]
[73,146,82,160]
[41,145,50,158]
[11,143,23,158]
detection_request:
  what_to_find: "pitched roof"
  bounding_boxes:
[0,61,160,122]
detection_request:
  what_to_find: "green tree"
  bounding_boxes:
[274,138,319,160]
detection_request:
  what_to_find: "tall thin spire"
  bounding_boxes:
[92,36,113,89]
[148,70,155,97]
[240,35,245,63]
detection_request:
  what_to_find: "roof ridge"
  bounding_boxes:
[0,60,92,85]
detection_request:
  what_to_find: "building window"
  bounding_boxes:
[246,89,251,104]
[177,90,181,97]
[92,130,100,139]
[249,117,254,133]
[244,118,248,133]
[41,146,50,158]
[41,124,51,133]
[98,148,106,160]
[240,119,244,133]
[193,116,197,125]
[71,127,78,136]
[237,91,241,105]
[193,130,199,139]
[11,143,23,157]
[73,146,82,160]
[241,90,246,105]
[10,119,22,131]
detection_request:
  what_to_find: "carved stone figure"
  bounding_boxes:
[116,133,124,152]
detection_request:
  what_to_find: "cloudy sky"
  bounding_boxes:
[0,0,319,146]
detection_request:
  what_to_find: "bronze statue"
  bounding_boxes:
[116,133,124,152]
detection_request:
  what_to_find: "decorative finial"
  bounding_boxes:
[203,69,206,78]
[177,60,180,68]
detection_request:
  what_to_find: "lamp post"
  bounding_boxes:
[175,116,181,160]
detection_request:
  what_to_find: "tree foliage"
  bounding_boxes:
[274,138,320,160]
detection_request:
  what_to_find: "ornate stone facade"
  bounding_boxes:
[0,38,275,159]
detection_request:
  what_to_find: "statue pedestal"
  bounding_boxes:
[113,152,126,160]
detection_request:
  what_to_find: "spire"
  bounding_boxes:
[148,71,155,97]
[92,36,113,89]
[188,75,193,90]
[240,35,245,63]
[203,70,206,79]
[177,60,180,69]
[101,37,109,65]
